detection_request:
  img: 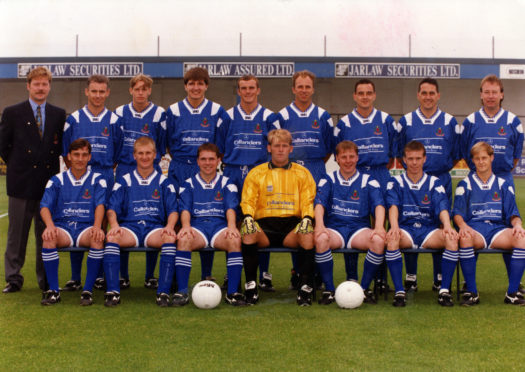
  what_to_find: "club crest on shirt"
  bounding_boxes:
[254,123,263,133]
[101,127,110,136]
[435,127,445,137]
[498,126,506,136]
[492,192,501,201]
[373,126,382,135]
[141,123,150,133]
[201,118,209,127]
[350,190,359,200]
[152,189,161,199]
[214,191,223,201]
[421,194,430,204]
[82,189,91,199]
[312,120,320,129]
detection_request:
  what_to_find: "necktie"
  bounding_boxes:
[36,105,43,138]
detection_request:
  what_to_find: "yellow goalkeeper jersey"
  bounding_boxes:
[241,162,316,220]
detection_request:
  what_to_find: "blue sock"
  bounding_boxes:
[103,243,121,293]
[386,249,404,293]
[459,247,477,294]
[176,251,192,294]
[432,251,442,283]
[344,253,359,281]
[316,251,335,291]
[42,248,59,291]
[226,252,243,295]
[84,248,104,292]
[404,252,418,277]
[361,251,384,290]
[120,251,130,280]
[145,250,159,280]
[508,248,525,294]
[503,252,512,280]
[199,250,214,279]
[441,249,459,291]
[258,252,270,281]
[157,244,176,294]
[69,251,84,282]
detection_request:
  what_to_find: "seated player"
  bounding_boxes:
[103,137,178,307]
[240,129,316,306]
[40,139,106,305]
[453,141,525,306]
[174,143,245,306]
[386,141,459,307]
[314,141,386,305]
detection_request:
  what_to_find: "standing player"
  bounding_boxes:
[241,129,316,306]
[166,67,229,282]
[334,79,398,283]
[115,73,167,290]
[103,137,178,307]
[40,139,106,305]
[453,142,525,306]
[216,74,279,292]
[385,141,459,307]
[314,141,386,305]
[62,74,122,291]
[173,143,245,306]
[461,74,524,285]
[397,78,461,292]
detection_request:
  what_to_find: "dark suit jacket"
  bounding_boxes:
[0,100,66,200]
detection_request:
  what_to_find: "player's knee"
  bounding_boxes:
[42,240,57,249]
[314,233,329,249]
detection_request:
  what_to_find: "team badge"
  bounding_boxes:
[254,123,262,133]
[373,126,382,135]
[312,120,320,129]
[152,189,161,199]
[350,190,359,200]
[101,127,110,136]
[435,127,444,137]
[498,126,506,136]
[141,123,150,133]
[214,191,223,201]
[421,194,430,204]
[82,189,91,199]
[201,118,210,127]
[492,192,501,201]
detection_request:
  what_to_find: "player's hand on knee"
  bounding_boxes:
[386,227,400,243]
[295,216,314,234]
[225,227,240,240]
[178,226,194,239]
[107,226,123,239]
[240,215,260,236]
[443,226,458,241]
[371,227,387,242]
[90,226,105,243]
[42,226,58,242]
[161,227,177,243]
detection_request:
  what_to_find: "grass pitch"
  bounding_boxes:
[1,177,525,371]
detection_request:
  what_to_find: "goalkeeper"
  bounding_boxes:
[240,129,316,306]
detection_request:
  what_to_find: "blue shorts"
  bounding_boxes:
[55,221,92,247]
[168,160,199,189]
[357,165,391,197]
[400,224,439,249]
[192,218,227,248]
[294,159,326,184]
[469,221,507,249]
[327,224,369,249]
[121,221,163,247]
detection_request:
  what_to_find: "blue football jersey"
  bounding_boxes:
[108,170,178,225]
[334,108,398,167]
[453,173,520,226]
[62,106,122,168]
[40,169,106,224]
[166,98,227,164]
[461,108,524,173]
[217,104,278,166]
[398,108,460,174]
[114,102,167,167]
[179,173,239,222]
[274,103,334,162]
[315,170,384,228]
[386,173,449,229]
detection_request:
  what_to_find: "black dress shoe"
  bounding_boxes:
[3,283,20,293]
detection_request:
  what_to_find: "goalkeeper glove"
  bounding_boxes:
[295,216,314,234]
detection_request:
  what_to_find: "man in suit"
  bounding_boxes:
[0,66,66,292]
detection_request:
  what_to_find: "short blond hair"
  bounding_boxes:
[27,67,52,84]
[471,141,494,157]
[268,129,292,145]
[292,70,315,88]
[130,74,153,89]
[133,136,156,153]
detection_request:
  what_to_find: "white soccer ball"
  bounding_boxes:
[335,281,365,309]
[191,280,222,309]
